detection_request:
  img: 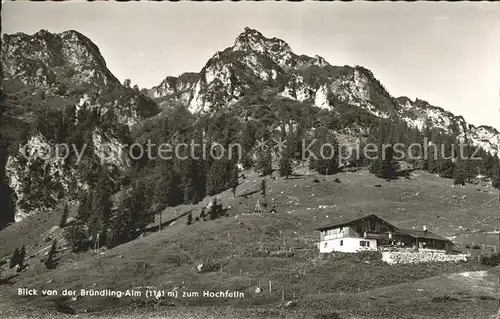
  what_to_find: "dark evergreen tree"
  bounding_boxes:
[64,222,88,252]
[177,157,206,204]
[126,181,152,234]
[492,159,500,189]
[44,240,57,269]
[206,159,233,196]
[76,191,92,222]
[90,173,112,246]
[9,248,20,269]
[308,128,339,175]
[260,179,267,197]
[453,166,466,186]
[107,196,134,248]
[279,156,292,179]
[19,245,26,262]
[17,245,26,272]
[187,211,193,225]
[230,164,239,197]
[255,147,272,176]
[59,203,69,228]
[240,122,256,169]
[154,164,183,208]
[208,198,223,220]
[0,131,15,230]
[370,145,398,181]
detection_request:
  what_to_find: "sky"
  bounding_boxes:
[2,2,500,129]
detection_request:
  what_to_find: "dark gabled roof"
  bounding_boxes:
[396,228,451,242]
[314,214,399,231]
[314,214,452,243]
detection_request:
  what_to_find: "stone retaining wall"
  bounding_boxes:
[381,250,469,264]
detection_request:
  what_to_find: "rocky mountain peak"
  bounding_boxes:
[148,27,499,158]
[2,29,119,90]
[2,29,159,221]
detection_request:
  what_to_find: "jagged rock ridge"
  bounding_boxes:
[1,29,159,221]
[152,27,499,156]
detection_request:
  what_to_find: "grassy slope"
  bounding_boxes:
[0,169,499,318]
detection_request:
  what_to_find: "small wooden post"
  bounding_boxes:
[269,281,272,292]
[281,290,284,302]
[248,278,251,287]
[240,269,242,277]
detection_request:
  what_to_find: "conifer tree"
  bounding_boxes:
[177,157,206,204]
[206,159,232,196]
[154,165,183,208]
[187,211,193,225]
[20,245,26,263]
[307,127,340,175]
[492,159,500,189]
[59,203,69,228]
[453,159,466,186]
[76,191,92,223]
[255,147,272,176]
[208,198,223,220]
[64,222,88,252]
[126,181,152,234]
[107,195,133,248]
[370,145,398,180]
[279,147,293,179]
[9,248,20,269]
[90,186,112,246]
[44,240,57,269]
[16,245,26,272]
[230,164,239,198]
[0,131,15,230]
[260,180,267,197]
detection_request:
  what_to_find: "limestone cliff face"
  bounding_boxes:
[396,97,500,156]
[2,27,498,223]
[2,29,159,221]
[151,27,499,158]
[152,28,394,117]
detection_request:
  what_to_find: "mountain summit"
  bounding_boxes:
[1,27,499,224]
[1,29,159,221]
[151,27,499,155]
[152,27,386,115]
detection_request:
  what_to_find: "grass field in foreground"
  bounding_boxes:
[0,169,499,318]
